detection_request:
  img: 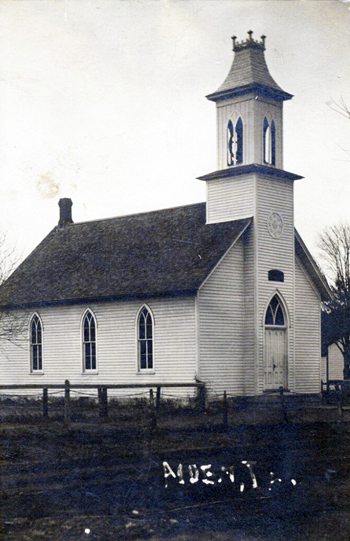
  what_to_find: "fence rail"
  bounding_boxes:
[0,382,205,390]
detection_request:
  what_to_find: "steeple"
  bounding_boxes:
[207,31,292,103]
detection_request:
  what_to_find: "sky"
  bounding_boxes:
[0,0,349,271]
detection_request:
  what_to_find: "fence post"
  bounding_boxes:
[323,379,332,405]
[338,384,344,417]
[150,389,157,429]
[279,386,288,423]
[64,380,71,426]
[98,387,103,417]
[102,386,108,419]
[197,385,206,412]
[223,391,228,428]
[43,386,48,418]
[156,386,161,410]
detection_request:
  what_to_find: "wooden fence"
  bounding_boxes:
[0,381,206,426]
[321,379,350,394]
[321,379,350,416]
[3,384,343,427]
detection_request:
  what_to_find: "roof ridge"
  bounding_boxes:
[69,201,206,227]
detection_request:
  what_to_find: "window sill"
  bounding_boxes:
[137,370,155,375]
[29,371,44,375]
[264,325,287,329]
[82,371,99,375]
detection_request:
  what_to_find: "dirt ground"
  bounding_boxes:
[1,397,350,540]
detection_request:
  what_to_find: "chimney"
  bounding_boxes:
[58,198,73,227]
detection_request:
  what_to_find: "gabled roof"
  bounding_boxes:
[0,204,251,308]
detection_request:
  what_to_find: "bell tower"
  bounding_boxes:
[199,31,301,225]
[199,32,304,394]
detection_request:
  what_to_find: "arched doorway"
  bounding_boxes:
[264,295,288,390]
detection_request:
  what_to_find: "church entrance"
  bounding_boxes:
[264,295,288,390]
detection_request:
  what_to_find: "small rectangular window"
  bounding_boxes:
[268,269,284,282]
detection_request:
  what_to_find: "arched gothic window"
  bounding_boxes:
[263,118,276,166]
[265,295,285,326]
[227,120,234,166]
[30,314,42,372]
[138,306,153,370]
[271,120,276,166]
[83,310,97,371]
[227,117,243,166]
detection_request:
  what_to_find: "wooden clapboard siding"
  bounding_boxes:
[320,356,327,384]
[294,257,321,393]
[0,297,197,390]
[197,238,245,396]
[242,224,256,395]
[0,311,31,387]
[321,343,344,381]
[207,174,254,224]
[255,175,295,392]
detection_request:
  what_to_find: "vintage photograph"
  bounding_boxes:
[0,1,350,539]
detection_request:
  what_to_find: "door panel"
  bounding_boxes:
[264,328,287,390]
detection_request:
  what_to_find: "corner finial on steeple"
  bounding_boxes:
[232,30,266,52]
[231,35,237,51]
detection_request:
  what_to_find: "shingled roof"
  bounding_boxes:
[206,33,292,102]
[0,203,252,308]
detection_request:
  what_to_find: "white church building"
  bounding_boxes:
[0,32,330,397]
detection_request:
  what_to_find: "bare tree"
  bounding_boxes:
[0,232,19,285]
[0,233,25,345]
[328,96,350,121]
[327,97,350,160]
[318,223,350,379]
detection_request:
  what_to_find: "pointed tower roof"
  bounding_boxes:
[207,31,292,102]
